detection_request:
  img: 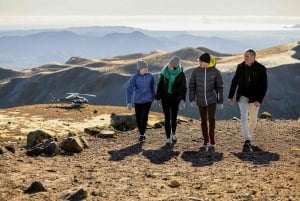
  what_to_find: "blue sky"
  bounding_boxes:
[0,0,299,30]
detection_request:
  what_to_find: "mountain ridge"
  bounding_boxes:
[0,41,299,120]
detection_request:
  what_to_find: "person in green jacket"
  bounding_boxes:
[156,56,187,145]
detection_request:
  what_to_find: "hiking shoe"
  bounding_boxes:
[243,140,252,152]
[208,145,215,152]
[172,134,177,144]
[139,135,146,143]
[166,138,172,145]
[199,143,208,152]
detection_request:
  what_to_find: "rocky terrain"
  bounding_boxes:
[0,104,299,201]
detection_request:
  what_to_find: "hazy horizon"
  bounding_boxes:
[1,0,299,31]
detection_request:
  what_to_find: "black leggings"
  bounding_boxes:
[134,102,152,135]
[162,100,180,138]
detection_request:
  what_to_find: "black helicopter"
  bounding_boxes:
[50,92,96,107]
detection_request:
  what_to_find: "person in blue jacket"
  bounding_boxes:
[126,59,155,143]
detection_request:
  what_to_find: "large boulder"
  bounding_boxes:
[110,113,136,131]
[59,136,87,153]
[27,130,54,148]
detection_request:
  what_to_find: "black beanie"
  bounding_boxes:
[199,53,210,63]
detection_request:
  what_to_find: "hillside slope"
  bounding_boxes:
[0,42,299,119]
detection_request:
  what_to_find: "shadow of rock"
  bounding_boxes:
[108,143,142,161]
[143,145,180,164]
[181,149,224,167]
[233,145,280,165]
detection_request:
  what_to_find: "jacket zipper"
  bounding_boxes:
[204,68,207,106]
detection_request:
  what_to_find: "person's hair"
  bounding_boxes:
[245,48,256,57]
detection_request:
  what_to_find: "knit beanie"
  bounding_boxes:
[199,53,210,63]
[168,56,180,67]
[137,60,148,70]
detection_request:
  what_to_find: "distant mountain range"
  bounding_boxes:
[0,41,299,120]
[1,26,300,69]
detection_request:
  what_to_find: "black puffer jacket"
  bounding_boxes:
[189,64,224,106]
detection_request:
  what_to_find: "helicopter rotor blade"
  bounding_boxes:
[79,94,96,97]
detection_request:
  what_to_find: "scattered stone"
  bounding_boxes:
[0,146,4,154]
[79,136,89,148]
[27,130,54,148]
[110,113,136,131]
[59,136,84,153]
[260,111,272,119]
[153,121,164,129]
[26,139,60,157]
[97,130,115,138]
[24,181,47,194]
[168,180,181,188]
[4,145,15,153]
[62,188,87,200]
[84,127,101,136]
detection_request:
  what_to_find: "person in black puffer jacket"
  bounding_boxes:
[189,53,224,151]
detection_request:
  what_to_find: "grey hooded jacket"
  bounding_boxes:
[189,64,224,106]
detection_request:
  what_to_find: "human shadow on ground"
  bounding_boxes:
[142,144,180,164]
[233,145,280,165]
[181,147,224,167]
[108,143,143,161]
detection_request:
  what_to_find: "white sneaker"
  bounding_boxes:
[172,134,177,143]
[166,138,171,145]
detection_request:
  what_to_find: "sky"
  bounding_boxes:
[0,0,300,30]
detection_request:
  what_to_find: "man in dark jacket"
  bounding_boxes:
[228,48,268,152]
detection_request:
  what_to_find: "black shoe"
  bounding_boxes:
[139,135,146,143]
[243,140,252,152]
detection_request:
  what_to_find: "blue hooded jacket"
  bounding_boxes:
[126,70,155,105]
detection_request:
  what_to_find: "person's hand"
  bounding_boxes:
[254,101,260,107]
[228,98,234,106]
[152,100,157,106]
[179,100,185,110]
[127,103,132,110]
[155,100,161,107]
[217,104,223,110]
[190,101,197,107]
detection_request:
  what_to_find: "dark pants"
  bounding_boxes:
[198,103,217,145]
[134,102,152,135]
[162,100,180,138]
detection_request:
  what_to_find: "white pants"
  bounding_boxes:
[238,96,259,141]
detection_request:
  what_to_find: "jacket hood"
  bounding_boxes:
[208,56,216,68]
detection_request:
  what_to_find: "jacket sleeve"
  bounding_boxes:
[189,70,196,102]
[215,70,224,103]
[126,75,136,105]
[150,75,156,100]
[179,72,187,101]
[155,74,163,100]
[228,65,240,99]
[257,66,268,103]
